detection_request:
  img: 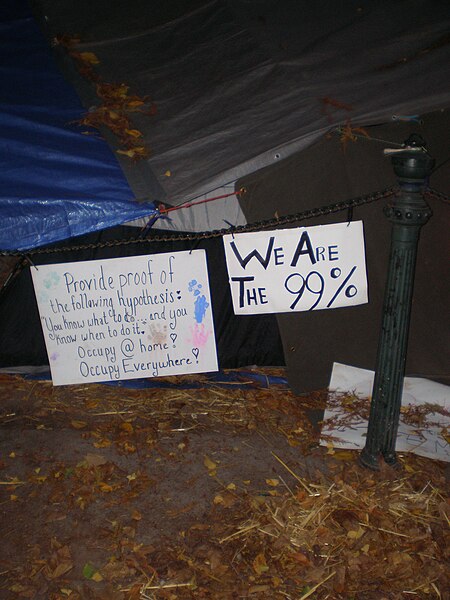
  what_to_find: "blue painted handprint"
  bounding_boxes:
[188,279,209,323]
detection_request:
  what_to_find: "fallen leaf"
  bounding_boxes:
[290,551,311,565]
[79,52,100,64]
[266,478,279,487]
[252,552,269,575]
[347,527,364,540]
[333,450,355,461]
[71,420,87,429]
[127,100,145,108]
[47,561,74,579]
[204,455,217,471]
[84,453,107,467]
[248,585,271,594]
[124,128,143,138]
[83,562,101,580]
[94,438,111,448]
[99,482,113,493]
[120,422,134,433]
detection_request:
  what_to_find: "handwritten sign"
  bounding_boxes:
[31,251,218,385]
[223,222,368,314]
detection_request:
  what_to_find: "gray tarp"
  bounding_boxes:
[31,0,450,232]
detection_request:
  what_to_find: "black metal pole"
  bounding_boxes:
[360,135,435,470]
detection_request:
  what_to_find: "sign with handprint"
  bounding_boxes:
[31,250,218,385]
[223,221,368,314]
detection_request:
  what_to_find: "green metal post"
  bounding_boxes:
[360,135,435,470]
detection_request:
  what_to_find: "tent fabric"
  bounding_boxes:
[0,0,157,252]
[237,111,450,392]
[29,0,450,233]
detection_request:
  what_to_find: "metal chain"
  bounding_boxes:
[1,186,400,257]
[424,187,450,204]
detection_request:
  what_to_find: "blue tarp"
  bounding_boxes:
[0,0,157,251]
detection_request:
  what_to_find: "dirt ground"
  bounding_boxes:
[0,370,448,600]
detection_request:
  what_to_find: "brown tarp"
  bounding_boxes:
[237,110,450,393]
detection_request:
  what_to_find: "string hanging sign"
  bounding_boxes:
[31,251,218,385]
[223,221,368,315]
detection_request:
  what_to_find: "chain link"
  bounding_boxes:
[1,186,400,257]
[424,187,450,204]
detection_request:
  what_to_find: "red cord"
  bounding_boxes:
[158,188,245,215]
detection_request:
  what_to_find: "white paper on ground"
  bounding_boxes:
[321,363,449,462]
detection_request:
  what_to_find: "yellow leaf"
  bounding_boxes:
[252,552,269,575]
[347,527,364,539]
[127,100,145,108]
[71,420,87,429]
[333,450,355,461]
[127,472,137,482]
[79,52,100,65]
[226,483,236,490]
[326,442,335,455]
[10,494,18,501]
[164,170,171,177]
[124,128,143,138]
[9,452,16,458]
[266,478,279,487]
[91,571,103,582]
[116,149,136,158]
[213,494,224,505]
[204,455,217,471]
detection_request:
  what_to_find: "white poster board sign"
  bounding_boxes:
[321,363,450,462]
[223,221,368,314]
[31,251,218,385]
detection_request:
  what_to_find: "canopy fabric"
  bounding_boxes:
[1,0,449,246]
[0,0,157,251]
[29,0,450,233]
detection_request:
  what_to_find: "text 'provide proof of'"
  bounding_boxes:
[31,251,218,385]
[223,221,368,315]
